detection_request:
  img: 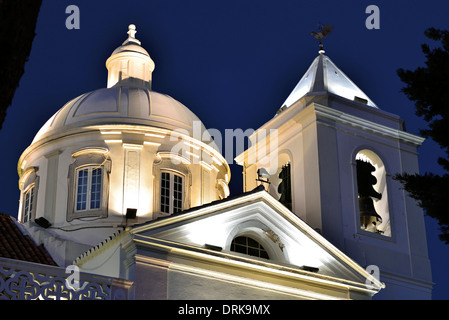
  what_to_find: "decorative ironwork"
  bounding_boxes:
[0,257,132,300]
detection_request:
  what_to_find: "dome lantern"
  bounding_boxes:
[106,24,155,89]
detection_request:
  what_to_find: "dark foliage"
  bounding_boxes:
[395,173,449,244]
[0,0,42,130]
[396,28,449,243]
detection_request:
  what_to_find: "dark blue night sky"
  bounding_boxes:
[1,0,449,299]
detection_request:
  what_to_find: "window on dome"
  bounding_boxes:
[67,148,110,221]
[22,186,35,223]
[75,166,103,212]
[160,171,184,214]
[19,168,39,224]
[153,153,191,216]
[231,236,269,260]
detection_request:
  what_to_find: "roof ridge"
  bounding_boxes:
[73,229,126,266]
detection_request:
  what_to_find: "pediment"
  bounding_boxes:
[131,188,384,292]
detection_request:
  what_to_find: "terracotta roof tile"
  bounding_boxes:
[0,213,57,266]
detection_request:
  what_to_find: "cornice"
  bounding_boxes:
[312,103,425,146]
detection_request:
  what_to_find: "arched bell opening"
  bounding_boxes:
[355,149,391,237]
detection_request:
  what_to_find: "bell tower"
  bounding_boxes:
[235,46,433,299]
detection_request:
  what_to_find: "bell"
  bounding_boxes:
[359,196,382,232]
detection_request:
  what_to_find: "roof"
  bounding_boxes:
[31,86,209,145]
[0,213,57,266]
[133,185,267,228]
[73,187,266,266]
[130,186,385,295]
[30,24,214,149]
[280,51,378,110]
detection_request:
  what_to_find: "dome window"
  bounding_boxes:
[160,171,184,214]
[67,148,111,221]
[22,185,35,223]
[18,167,39,224]
[75,166,103,212]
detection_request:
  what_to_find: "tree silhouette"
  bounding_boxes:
[0,0,42,130]
[395,27,449,244]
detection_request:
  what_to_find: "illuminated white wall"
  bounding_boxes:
[236,94,433,299]
[17,124,230,267]
[126,190,384,300]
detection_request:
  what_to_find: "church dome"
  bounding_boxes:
[32,86,208,145]
[17,24,230,252]
[31,24,212,148]
[110,39,150,57]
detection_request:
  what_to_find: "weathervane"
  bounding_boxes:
[311,23,333,53]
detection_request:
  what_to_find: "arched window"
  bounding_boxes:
[75,166,103,212]
[67,148,110,221]
[153,152,191,216]
[355,150,391,236]
[19,167,39,223]
[231,236,269,259]
[22,185,35,223]
[160,171,184,214]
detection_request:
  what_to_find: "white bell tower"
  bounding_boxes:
[235,48,433,299]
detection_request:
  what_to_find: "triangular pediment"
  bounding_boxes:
[131,188,384,293]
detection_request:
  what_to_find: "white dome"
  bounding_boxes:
[31,24,217,151]
[111,41,150,57]
[16,25,231,263]
[32,84,208,144]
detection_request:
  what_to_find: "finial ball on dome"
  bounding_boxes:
[128,24,137,39]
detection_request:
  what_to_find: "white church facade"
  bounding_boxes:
[7,25,432,300]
